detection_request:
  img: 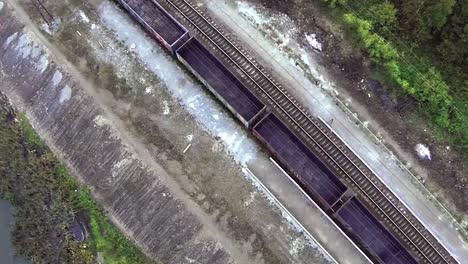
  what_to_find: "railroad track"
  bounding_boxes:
[31,0,54,26]
[158,0,457,263]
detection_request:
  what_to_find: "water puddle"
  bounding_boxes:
[0,199,30,264]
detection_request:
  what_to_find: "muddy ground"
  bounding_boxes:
[245,0,468,218]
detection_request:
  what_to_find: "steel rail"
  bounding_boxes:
[159,0,456,263]
[31,0,53,25]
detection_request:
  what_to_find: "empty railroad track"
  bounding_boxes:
[157,0,457,263]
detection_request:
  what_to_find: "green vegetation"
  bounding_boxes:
[323,0,468,155]
[0,99,154,263]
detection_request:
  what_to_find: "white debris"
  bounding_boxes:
[243,192,256,206]
[13,34,32,58]
[98,40,104,48]
[76,31,82,36]
[130,43,136,49]
[184,257,196,263]
[415,144,431,160]
[237,2,270,25]
[144,86,152,94]
[186,134,193,142]
[289,237,306,257]
[37,55,49,73]
[30,44,41,59]
[93,115,109,127]
[162,100,170,115]
[40,23,52,35]
[59,85,72,104]
[78,10,90,23]
[211,141,222,153]
[183,143,192,154]
[52,70,62,87]
[305,33,322,51]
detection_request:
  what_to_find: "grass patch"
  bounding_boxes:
[0,99,154,263]
[71,184,152,264]
[322,1,468,158]
[19,113,44,151]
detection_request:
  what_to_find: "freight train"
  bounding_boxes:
[114,0,443,263]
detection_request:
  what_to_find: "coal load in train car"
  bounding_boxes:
[336,197,418,264]
[177,37,266,127]
[116,0,190,54]
[252,113,347,206]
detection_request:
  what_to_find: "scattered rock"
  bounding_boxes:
[71,212,89,242]
[71,218,85,241]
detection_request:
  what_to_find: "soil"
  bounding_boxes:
[0,0,335,263]
[248,0,468,218]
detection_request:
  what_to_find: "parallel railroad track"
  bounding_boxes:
[158,0,457,263]
[31,0,54,25]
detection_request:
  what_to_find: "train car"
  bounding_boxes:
[117,2,454,263]
[334,197,418,264]
[176,37,266,127]
[252,113,348,207]
[116,0,190,54]
[253,113,419,264]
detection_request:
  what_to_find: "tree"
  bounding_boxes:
[368,1,397,34]
[343,14,397,63]
[324,0,348,8]
[423,0,456,32]
[413,68,452,127]
[393,0,456,43]
[439,0,468,67]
